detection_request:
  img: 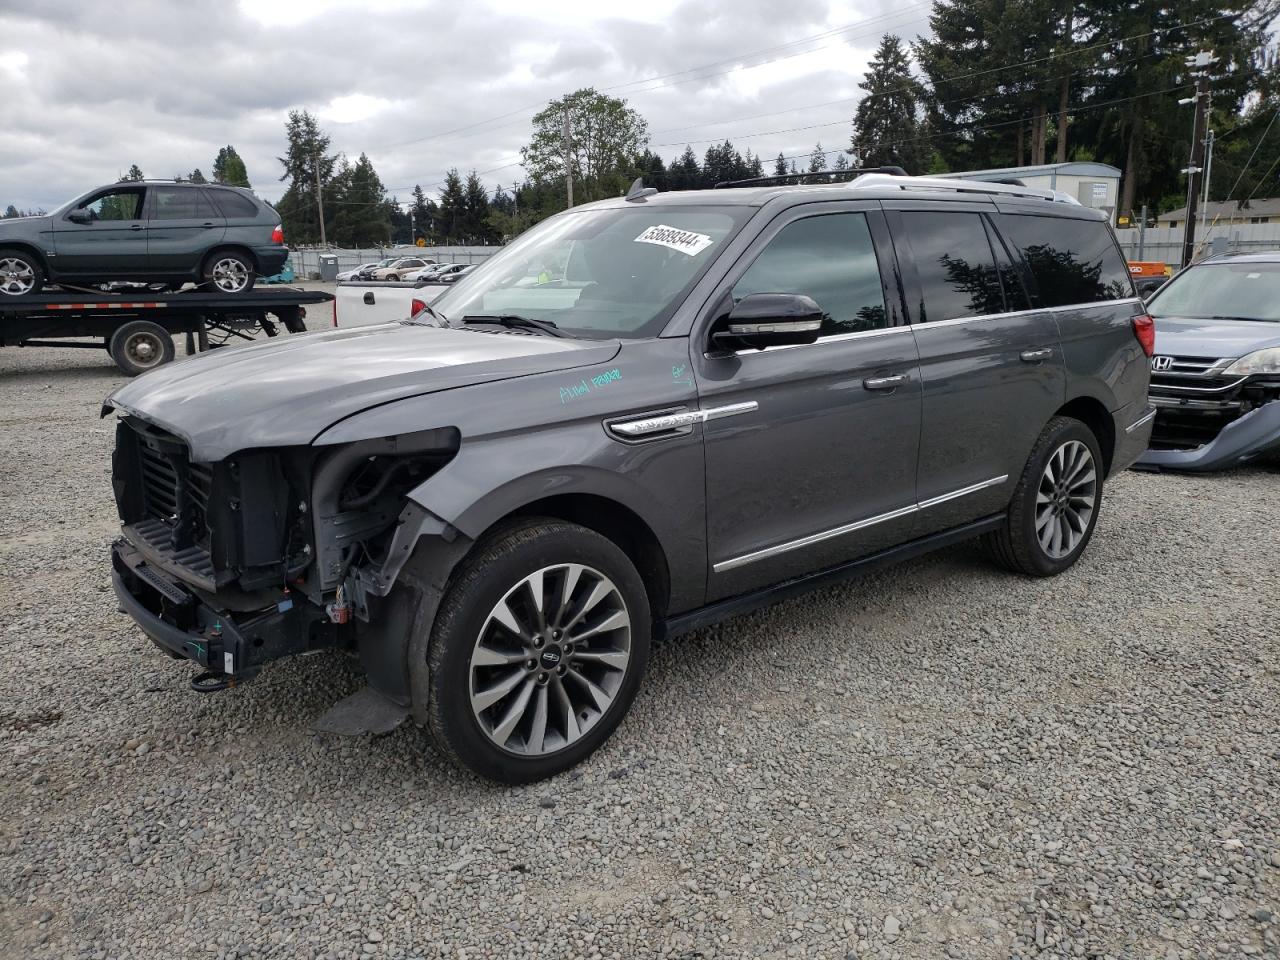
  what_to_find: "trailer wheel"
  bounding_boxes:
[109,320,175,376]
[0,248,42,297]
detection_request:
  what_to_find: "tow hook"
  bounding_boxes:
[190,671,235,693]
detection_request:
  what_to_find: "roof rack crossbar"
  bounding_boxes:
[713,166,909,189]
[850,173,1081,205]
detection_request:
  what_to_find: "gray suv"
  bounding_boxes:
[0,180,286,296]
[105,173,1154,783]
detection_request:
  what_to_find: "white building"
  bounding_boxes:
[937,162,1122,218]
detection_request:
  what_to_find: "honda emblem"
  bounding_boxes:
[1150,356,1173,372]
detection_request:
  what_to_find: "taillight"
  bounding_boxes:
[410,298,427,317]
[271,224,284,244]
[1132,313,1155,357]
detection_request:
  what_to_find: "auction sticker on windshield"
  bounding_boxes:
[635,224,714,257]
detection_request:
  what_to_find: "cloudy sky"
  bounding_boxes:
[0,0,934,212]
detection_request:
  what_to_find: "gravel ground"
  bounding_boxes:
[1,336,1278,960]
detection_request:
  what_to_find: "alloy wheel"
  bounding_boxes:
[0,257,36,296]
[468,563,632,756]
[1036,439,1096,559]
[211,257,250,293]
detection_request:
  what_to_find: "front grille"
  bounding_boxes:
[121,420,217,585]
[1148,354,1246,450]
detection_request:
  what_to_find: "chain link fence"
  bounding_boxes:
[289,245,500,278]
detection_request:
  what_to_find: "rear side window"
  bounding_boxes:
[207,189,260,219]
[1001,215,1134,307]
[150,187,216,220]
[733,212,888,336]
[897,211,1004,322]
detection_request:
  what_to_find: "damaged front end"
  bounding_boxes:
[1137,355,1280,472]
[109,414,461,690]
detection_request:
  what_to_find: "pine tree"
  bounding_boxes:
[213,145,251,188]
[275,110,335,245]
[809,143,828,173]
[463,171,495,243]
[853,35,932,174]
[437,169,467,242]
[188,169,207,183]
[773,153,788,176]
[833,153,851,171]
[410,184,436,241]
[668,146,702,191]
[3,205,19,218]
[331,153,391,247]
[121,164,144,182]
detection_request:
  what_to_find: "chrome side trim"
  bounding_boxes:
[917,474,1010,510]
[1125,408,1158,433]
[713,474,1009,573]
[908,298,1145,332]
[718,324,912,357]
[610,401,757,438]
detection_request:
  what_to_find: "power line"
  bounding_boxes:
[1197,106,1280,248]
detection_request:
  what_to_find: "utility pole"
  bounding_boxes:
[1179,51,1216,269]
[563,113,573,209]
[1201,128,1215,208]
[313,151,327,248]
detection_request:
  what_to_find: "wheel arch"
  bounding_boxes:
[1055,394,1115,474]
[0,242,49,273]
[201,243,259,273]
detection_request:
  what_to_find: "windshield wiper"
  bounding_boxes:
[1209,315,1269,322]
[458,314,570,338]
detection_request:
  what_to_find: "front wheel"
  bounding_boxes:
[203,251,255,294]
[424,519,651,783]
[983,416,1104,577]
[0,249,42,296]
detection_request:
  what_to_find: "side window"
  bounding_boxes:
[1001,215,1135,307]
[985,218,1031,312]
[207,189,259,219]
[732,212,888,337]
[83,189,143,221]
[150,187,212,220]
[897,211,1003,322]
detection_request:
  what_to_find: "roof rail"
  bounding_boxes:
[714,166,908,189]
[850,173,1081,205]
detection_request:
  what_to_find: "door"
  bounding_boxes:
[145,186,225,274]
[52,186,149,276]
[883,203,1065,531]
[695,204,923,601]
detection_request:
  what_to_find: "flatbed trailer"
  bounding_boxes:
[0,288,334,375]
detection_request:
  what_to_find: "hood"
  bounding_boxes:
[1152,315,1280,360]
[105,322,620,460]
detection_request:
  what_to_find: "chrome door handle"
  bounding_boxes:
[863,374,908,391]
[129,224,145,231]
[1020,347,1054,362]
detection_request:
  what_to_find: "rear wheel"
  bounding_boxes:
[983,416,1103,577]
[109,320,175,376]
[425,519,651,783]
[0,249,42,296]
[203,250,255,294]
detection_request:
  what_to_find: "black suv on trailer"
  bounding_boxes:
[105,172,1154,783]
[0,180,286,296]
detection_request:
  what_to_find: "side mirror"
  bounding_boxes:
[67,209,91,224]
[712,293,823,351]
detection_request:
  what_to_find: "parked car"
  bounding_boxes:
[105,172,1152,783]
[1134,275,1168,299]
[405,262,456,281]
[337,262,380,282]
[371,257,433,281]
[1136,251,1280,471]
[0,180,286,296]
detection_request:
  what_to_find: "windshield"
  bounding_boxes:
[1147,261,1280,322]
[430,205,752,339]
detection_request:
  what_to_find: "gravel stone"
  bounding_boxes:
[2,336,1279,960]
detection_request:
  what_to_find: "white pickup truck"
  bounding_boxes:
[332,280,451,328]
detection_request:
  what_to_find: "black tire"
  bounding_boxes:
[425,518,651,784]
[202,250,255,294]
[983,416,1104,577]
[0,248,43,297]
[109,320,175,376]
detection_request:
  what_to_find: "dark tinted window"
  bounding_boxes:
[733,212,888,336]
[150,187,215,220]
[1001,215,1134,307]
[899,212,1003,322]
[207,188,259,219]
[985,219,1031,312]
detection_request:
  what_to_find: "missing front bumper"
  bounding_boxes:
[111,538,332,681]
[1135,401,1280,472]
